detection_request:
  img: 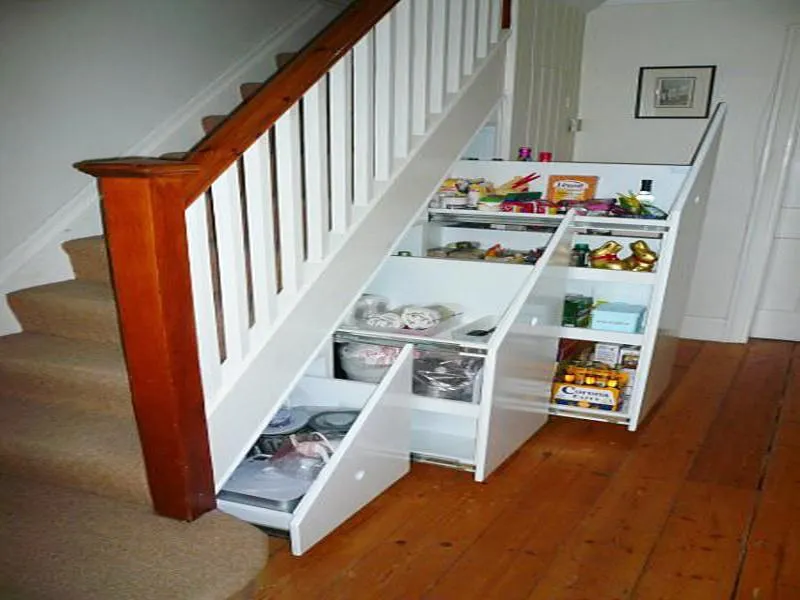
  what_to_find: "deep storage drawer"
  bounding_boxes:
[218,345,414,556]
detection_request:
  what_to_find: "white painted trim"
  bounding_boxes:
[725,25,800,343]
[681,315,728,342]
[0,2,335,335]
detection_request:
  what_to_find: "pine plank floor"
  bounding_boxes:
[256,339,800,600]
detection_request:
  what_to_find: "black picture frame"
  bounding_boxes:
[635,65,716,119]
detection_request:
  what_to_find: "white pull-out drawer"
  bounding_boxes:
[218,345,414,556]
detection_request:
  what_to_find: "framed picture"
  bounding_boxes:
[635,65,716,119]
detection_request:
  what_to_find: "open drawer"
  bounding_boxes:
[218,345,414,556]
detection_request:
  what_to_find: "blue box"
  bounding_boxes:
[590,302,646,333]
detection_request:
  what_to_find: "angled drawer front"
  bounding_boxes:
[218,345,414,555]
[475,215,574,480]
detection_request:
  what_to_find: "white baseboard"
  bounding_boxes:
[680,315,730,342]
[0,2,340,336]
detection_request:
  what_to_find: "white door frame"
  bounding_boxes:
[726,24,800,343]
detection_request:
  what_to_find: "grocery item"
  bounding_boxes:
[400,306,442,330]
[551,361,629,411]
[589,241,626,270]
[365,312,403,329]
[622,240,659,272]
[591,302,646,333]
[517,146,533,161]
[562,294,593,328]
[413,352,483,402]
[593,343,622,367]
[570,243,590,267]
[546,175,599,203]
[618,346,641,369]
[635,179,655,206]
[338,343,402,383]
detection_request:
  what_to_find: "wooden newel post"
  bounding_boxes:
[76,159,216,521]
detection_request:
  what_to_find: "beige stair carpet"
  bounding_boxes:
[7,280,120,345]
[0,474,269,600]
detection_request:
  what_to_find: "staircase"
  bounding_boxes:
[0,236,269,599]
[0,0,512,594]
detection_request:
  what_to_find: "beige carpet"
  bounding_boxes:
[0,474,269,600]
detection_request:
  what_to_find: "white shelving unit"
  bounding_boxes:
[218,105,726,557]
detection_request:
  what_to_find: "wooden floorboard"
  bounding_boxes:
[257,339,800,600]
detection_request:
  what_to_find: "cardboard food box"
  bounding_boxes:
[546,175,599,203]
[618,346,641,369]
[563,294,593,328]
[551,381,621,411]
[590,302,646,333]
[593,342,622,367]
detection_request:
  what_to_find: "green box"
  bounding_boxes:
[563,294,593,328]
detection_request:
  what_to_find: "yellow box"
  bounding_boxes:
[551,381,621,411]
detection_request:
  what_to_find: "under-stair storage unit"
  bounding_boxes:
[217,106,724,555]
[218,345,415,556]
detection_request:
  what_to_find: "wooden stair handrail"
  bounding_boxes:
[74,0,514,521]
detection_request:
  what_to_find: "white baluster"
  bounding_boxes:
[462,0,477,76]
[210,162,250,367]
[274,105,305,295]
[476,0,490,58]
[411,0,430,136]
[185,194,222,405]
[393,0,412,159]
[489,0,501,44]
[328,53,353,233]
[428,0,447,114]
[446,0,464,93]
[353,31,375,206]
[374,13,394,181]
[242,131,279,336]
[302,80,330,260]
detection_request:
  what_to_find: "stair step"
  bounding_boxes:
[0,474,269,600]
[159,151,189,160]
[8,279,120,345]
[202,114,226,134]
[62,235,110,283]
[276,51,297,68]
[0,397,149,505]
[240,81,262,101]
[0,333,131,417]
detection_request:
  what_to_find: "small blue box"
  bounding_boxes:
[591,302,646,333]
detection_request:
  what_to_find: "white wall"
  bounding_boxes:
[575,0,800,341]
[0,0,341,332]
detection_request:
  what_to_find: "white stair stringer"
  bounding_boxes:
[207,38,510,488]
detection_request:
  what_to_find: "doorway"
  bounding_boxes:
[727,25,800,342]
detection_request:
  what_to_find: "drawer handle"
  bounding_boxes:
[354,470,366,481]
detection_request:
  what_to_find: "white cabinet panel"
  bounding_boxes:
[219,345,414,556]
[290,344,413,554]
[475,215,573,480]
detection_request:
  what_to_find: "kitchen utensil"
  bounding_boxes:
[466,326,496,337]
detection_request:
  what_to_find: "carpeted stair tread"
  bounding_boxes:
[0,473,269,600]
[202,114,226,134]
[0,397,149,506]
[7,279,119,344]
[62,235,110,283]
[0,332,130,416]
[240,81,262,100]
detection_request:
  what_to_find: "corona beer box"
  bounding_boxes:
[551,381,621,411]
